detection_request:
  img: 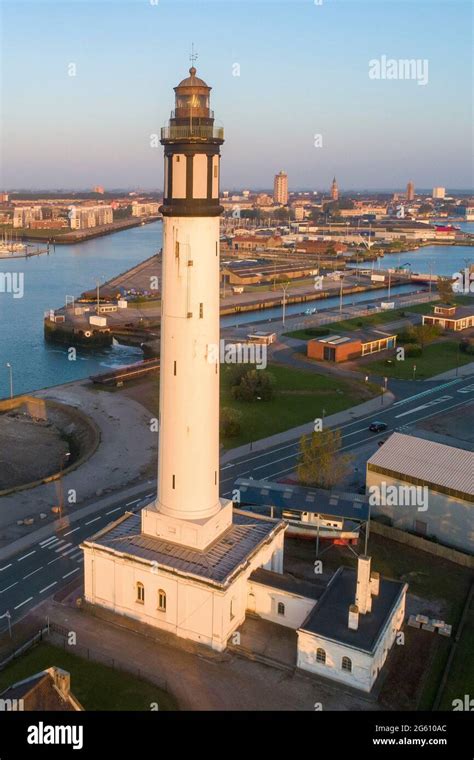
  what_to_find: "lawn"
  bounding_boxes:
[363,340,472,380]
[220,363,378,448]
[0,642,177,711]
[438,603,474,710]
[283,296,474,341]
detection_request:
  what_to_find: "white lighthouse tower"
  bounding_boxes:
[141,67,232,550]
[82,66,286,652]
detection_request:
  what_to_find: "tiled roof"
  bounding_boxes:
[83,511,285,587]
[367,432,474,497]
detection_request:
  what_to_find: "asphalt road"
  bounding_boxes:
[1,374,473,633]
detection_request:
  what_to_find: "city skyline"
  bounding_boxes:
[0,0,472,190]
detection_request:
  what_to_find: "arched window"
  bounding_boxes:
[342,656,352,672]
[277,602,285,616]
[136,582,145,604]
[316,648,326,664]
[158,589,166,612]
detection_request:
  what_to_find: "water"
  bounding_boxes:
[0,220,471,397]
[0,222,162,399]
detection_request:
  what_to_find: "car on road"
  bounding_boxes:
[369,421,388,433]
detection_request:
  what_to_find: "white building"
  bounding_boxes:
[274,170,288,205]
[69,205,113,229]
[432,186,446,199]
[13,206,43,228]
[367,432,474,553]
[131,202,161,217]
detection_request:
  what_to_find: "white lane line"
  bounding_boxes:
[63,527,81,536]
[106,507,122,515]
[50,539,66,549]
[45,539,62,549]
[125,499,140,506]
[70,552,83,560]
[63,568,80,579]
[39,581,57,594]
[0,582,18,594]
[23,567,43,580]
[85,516,102,525]
[17,551,36,562]
[47,557,62,566]
[61,547,79,557]
[76,557,84,564]
[0,564,12,573]
[145,493,154,498]
[395,395,453,419]
[55,542,72,553]
[14,597,33,610]
[40,537,57,548]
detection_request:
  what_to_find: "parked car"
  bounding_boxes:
[369,421,388,433]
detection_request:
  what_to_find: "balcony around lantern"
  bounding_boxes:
[161,124,224,141]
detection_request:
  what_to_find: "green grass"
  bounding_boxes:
[0,642,177,711]
[283,296,474,341]
[220,363,377,448]
[439,605,474,710]
[364,340,472,380]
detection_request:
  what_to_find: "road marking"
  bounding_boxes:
[17,551,36,562]
[63,568,80,579]
[0,582,18,594]
[106,507,122,515]
[76,557,84,564]
[23,567,43,580]
[39,581,57,594]
[457,384,474,394]
[55,542,72,553]
[0,564,12,573]
[85,516,102,525]
[47,557,62,566]
[70,551,83,560]
[63,527,81,536]
[14,597,33,610]
[125,499,140,506]
[45,539,62,549]
[40,537,58,547]
[395,395,452,419]
[61,547,79,557]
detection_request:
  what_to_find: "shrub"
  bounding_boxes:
[460,339,474,355]
[220,407,243,438]
[397,329,417,344]
[405,343,422,357]
[305,327,329,337]
[231,369,275,402]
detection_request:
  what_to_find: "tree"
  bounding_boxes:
[437,276,455,304]
[220,408,243,438]
[412,323,441,349]
[297,428,352,489]
[231,369,275,402]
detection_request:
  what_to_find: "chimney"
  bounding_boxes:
[47,667,71,698]
[355,555,372,614]
[370,570,380,598]
[348,604,359,630]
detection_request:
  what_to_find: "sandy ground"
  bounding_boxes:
[0,381,157,542]
[0,413,69,489]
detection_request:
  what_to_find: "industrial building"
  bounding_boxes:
[307,329,397,363]
[366,433,474,553]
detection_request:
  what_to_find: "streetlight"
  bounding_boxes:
[58,451,71,519]
[282,282,290,327]
[5,362,13,399]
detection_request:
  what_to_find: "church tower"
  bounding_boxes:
[331,176,339,202]
[141,67,232,549]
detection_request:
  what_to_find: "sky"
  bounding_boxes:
[0,0,472,191]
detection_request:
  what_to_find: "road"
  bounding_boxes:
[1,375,473,633]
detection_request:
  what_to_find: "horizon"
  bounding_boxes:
[0,0,472,190]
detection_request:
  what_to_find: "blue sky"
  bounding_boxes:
[0,0,472,191]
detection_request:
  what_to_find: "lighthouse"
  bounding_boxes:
[82,66,286,652]
[141,67,231,549]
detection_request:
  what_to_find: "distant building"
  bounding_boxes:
[131,202,160,217]
[0,666,83,711]
[255,193,273,207]
[307,329,397,363]
[231,234,282,252]
[366,432,474,554]
[273,170,288,205]
[296,240,347,255]
[93,185,105,194]
[13,206,43,228]
[432,186,446,199]
[422,303,474,331]
[0,192,9,202]
[331,176,339,202]
[294,206,305,221]
[406,181,415,201]
[69,205,113,229]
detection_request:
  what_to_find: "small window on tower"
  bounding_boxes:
[172,475,176,489]
[158,590,166,612]
[175,241,180,258]
[214,165,218,178]
[199,303,203,318]
[176,155,180,162]
[174,361,177,376]
[136,582,145,604]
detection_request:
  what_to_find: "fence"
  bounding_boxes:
[0,627,48,672]
[47,622,168,692]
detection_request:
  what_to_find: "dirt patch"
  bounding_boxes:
[414,401,474,447]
